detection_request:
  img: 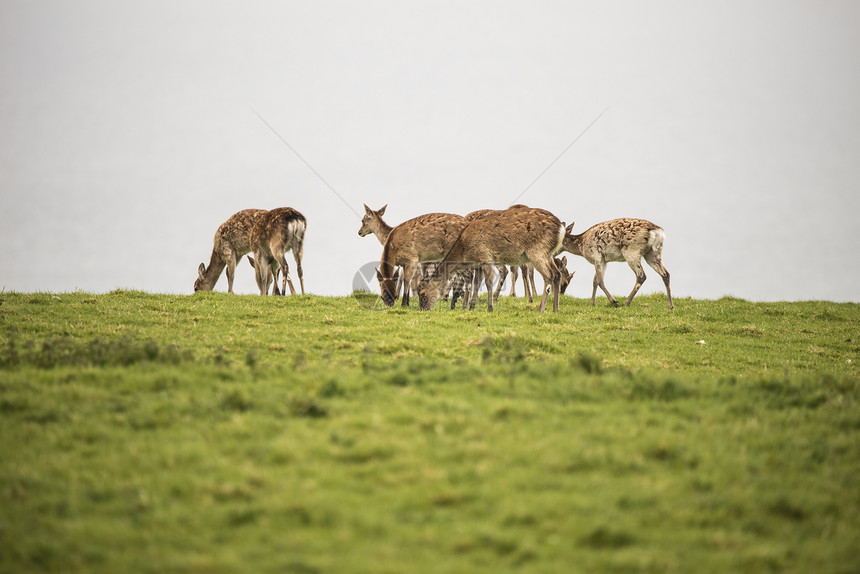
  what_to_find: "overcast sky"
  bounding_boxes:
[1,1,858,302]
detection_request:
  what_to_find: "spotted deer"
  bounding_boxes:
[562,218,673,309]
[418,206,565,312]
[195,209,268,293]
[248,207,306,296]
[375,213,468,307]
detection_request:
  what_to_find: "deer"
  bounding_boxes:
[562,218,673,310]
[418,205,565,312]
[375,212,468,307]
[247,207,306,296]
[195,209,268,294]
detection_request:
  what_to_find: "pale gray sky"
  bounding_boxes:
[1,1,858,301]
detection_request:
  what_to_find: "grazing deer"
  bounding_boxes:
[375,213,468,306]
[562,218,673,309]
[418,206,565,312]
[195,209,268,293]
[248,207,306,296]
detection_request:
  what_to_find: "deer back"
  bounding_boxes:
[464,208,503,222]
[214,209,268,255]
[577,218,661,264]
[445,206,564,265]
[383,213,467,267]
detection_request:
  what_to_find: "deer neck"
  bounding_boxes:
[373,218,394,245]
[380,242,398,279]
[562,234,584,257]
[201,250,227,289]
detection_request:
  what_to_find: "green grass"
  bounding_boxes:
[0,290,858,573]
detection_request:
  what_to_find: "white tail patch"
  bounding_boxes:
[287,219,306,241]
[648,228,665,250]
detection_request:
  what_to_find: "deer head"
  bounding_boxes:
[359,204,387,237]
[417,264,449,311]
[556,256,575,294]
[375,266,399,306]
[194,263,208,292]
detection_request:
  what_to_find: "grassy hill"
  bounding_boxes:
[0,290,857,573]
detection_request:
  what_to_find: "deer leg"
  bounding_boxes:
[254,254,270,296]
[271,264,281,295]
[592,261,619,307]
[400,262,418,307]
[462,270,472,310]
[293,244,305,295]
[277,253,296,296]
[531,256,560,313]
[509,265,519,297]
[225,252,237,294]
[644,251,673,310]
[551,260,561,312]
[469,267,483,310]
[493,265,507,302]
[528,265,537,300]
[482,265,496,312]
[395,266,404,302]
[450,272,463,309]
[521,265,533,303]
[623,254,647,307]
[409,265,425,308]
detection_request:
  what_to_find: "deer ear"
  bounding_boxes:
[566,222,575,234]
[560,256,567,266]
[198,263,206,278]
[375,267,383,281]
[378,204,387,216]
[364,203,371,214]
[392,268,399,281]
[247,256,255,268]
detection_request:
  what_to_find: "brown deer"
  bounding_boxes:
[418,206,565,312]
[562,218,673,309]
[375,212,468,306]
[248,207,306,296]
[195,209,268,293]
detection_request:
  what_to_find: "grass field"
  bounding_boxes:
[0,290,858,573]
